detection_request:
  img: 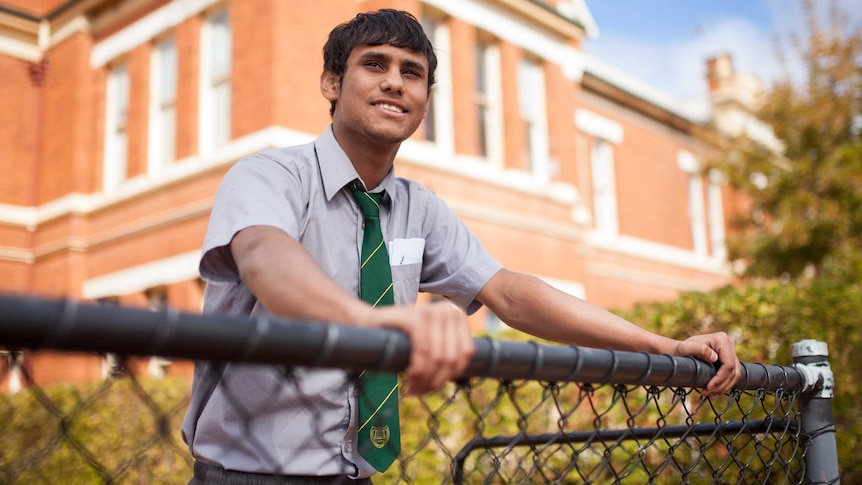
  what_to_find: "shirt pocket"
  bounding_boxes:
[390,263,422,304]
[388,238,425,305]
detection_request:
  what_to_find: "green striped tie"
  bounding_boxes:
[352,186,400,472]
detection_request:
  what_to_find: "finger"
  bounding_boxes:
[403,312,434,395]
[680,338,718,363]
[710,367,736,395]
[456,319,475,377]
[705,366,736,397]
[445,306,471,383]
[427,308,450,392]
[706,357,740,397]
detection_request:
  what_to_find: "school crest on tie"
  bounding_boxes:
[370,425,390,449]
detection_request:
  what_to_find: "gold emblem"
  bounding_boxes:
[370,425,390,449]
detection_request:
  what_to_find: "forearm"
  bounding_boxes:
[479,270,678,354]
[231,225,371,326]
[231,225,478,395]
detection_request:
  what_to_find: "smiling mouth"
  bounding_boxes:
[374,103,405,114]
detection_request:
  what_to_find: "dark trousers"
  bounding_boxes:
[190,461,374,485]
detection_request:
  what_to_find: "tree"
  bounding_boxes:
[706,0,862,281]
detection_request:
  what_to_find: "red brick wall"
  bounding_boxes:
[126,43,151,179]
[449,17,479,156]
[615,125,692,248]
[0,56,37,205]
[500,41,524,171]
[545,59,578,185]
[175,15,200,159]
[38,32,100,203]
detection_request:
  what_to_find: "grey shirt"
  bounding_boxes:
[181,126,502,478]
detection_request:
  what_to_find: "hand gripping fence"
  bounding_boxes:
[0,294,841,484]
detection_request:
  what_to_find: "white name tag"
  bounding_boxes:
[389,238,425,266]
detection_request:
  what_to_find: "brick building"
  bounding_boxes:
[0,0,766,390]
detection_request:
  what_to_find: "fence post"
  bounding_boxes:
[792,339,840,484]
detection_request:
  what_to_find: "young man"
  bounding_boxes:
[183,9,740,484]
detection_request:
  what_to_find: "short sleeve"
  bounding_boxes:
[417,187,502,314]
[199,150,307,282]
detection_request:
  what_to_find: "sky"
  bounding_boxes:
[582,0,862,103]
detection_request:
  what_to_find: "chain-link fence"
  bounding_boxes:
[0,294,840,484]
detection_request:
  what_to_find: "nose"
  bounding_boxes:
[380,67,404,95]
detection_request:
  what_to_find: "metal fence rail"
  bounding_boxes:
[0,294,841,484]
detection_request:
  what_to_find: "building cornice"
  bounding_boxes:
[0,0,116,61]
[0,6,42,61]
[492,0,586,40]
[423,0,586,80]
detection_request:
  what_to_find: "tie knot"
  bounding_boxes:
[352,187,383,218]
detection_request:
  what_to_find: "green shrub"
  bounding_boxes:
[0,374,193,484]
[617,278,862,481]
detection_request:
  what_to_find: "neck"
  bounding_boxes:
[331,124,400,190]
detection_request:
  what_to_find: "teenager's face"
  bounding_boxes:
[323,44,431,146]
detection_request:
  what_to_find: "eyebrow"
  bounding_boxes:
[359,50,427,76]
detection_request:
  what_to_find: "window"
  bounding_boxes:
[678,150,708,255]
[518,58,550,181]
[103,62,129,192]
[708,170,728,260]
[420,13,453,153]
[421,16,438,143]
[688,174,708,255]
[475,38,502,164]
[149,36,177,175]
[590,138,618,235]
[200,9,231,153]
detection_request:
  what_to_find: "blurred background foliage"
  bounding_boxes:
[0,375,191,484]
[617,279,861,481]
[703,0,862,281]
[642,0,862,479]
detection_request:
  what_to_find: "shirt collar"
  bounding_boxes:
[314,125,395,201]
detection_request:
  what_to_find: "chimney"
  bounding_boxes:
[706,53,734,94]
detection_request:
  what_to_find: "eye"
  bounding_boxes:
[364,61,384,70]
[402,68,423,79]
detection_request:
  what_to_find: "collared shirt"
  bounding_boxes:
[181,126,502,478]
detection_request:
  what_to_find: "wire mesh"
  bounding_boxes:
[0,295,818,484]
[0,352,805,484]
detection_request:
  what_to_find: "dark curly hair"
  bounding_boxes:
[323,9,437,115]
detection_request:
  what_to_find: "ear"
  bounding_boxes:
[320,70,340,102]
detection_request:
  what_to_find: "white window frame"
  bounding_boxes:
[590,138,619,235]
[708,169,728,260]
[575,109,623,144]
[148,35,177,176]
[688,174,708,256]
[475,38,503,166]
[103,62,129,192]
[421,14,454,155]
[199,8,231,155]
[518,57,550,183]
[678,150,709,256]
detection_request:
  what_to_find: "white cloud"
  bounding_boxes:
[587,17,775,101]
[585,0,862,103]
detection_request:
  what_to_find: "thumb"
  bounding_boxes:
[683,339,718,363]
[701,345,719,363]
